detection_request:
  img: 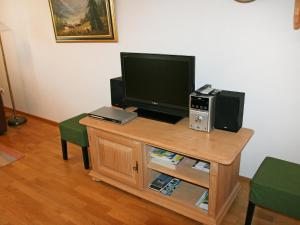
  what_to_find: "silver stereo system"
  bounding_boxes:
[189,85,220,132]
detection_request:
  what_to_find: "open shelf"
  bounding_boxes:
[145,145,210,188]
[146,170,208,213]
[148,157,210,188]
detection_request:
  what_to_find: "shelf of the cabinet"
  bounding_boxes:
[147,157,210,188]
[146,179,208,214]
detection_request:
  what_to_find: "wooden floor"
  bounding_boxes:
[0,114,299,225]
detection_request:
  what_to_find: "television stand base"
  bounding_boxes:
[135,108,182,124]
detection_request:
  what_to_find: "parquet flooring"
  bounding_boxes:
[0,113,299,225]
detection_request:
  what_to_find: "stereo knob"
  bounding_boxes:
[195,115,203,122]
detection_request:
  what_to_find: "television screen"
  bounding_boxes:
[121,52,195,123]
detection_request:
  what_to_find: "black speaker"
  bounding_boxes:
[110,77,126,108]
[214,90,245,132]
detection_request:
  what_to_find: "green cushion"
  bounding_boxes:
[250,157,300,220]
[59,113,88,147]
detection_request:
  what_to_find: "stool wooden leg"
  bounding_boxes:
[61,139,68,160]
[82,146,89,169]
[245,201,255,225]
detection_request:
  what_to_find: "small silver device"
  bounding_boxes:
[88,106,137,124]
[189,85,218,132]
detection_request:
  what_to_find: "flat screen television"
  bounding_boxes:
[121,52,195,124]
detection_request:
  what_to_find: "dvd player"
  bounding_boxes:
[88,106,137,125]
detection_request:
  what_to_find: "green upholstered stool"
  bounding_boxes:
[245,157,300,225]
[59,113,89,169]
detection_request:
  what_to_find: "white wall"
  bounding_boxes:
[0,0,300,178]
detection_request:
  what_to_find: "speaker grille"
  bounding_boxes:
[214,91,245,132]
[110,77,125,108]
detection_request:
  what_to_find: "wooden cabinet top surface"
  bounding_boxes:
[80,116,254,165]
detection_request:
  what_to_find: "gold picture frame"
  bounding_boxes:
[295,0,300,29]
[234,0,255,2]
[48,0,117,42]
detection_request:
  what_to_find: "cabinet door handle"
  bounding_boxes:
[133,161,139,172]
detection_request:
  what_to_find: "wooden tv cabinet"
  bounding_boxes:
[80,116,253,225]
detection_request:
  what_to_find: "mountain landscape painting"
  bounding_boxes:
[49,0,117,42]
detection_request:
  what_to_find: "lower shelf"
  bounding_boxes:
[147,171,209,213]
[89,170,217,225]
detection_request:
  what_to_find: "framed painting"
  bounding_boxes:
[295,0,300,29]
[48,0,117,42]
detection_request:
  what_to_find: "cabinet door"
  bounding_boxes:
[89,129,143,189]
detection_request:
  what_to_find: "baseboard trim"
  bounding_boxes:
[239,175,251,182]
[4,107,58,126]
